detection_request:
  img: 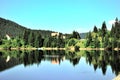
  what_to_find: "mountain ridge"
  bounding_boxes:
[0,17,56,39]
[0,17,87,39]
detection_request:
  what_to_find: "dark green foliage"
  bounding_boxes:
[110,17,120,48]
[103,34,109,48]
[43,37,50,47]
[110,25,115,37]
[57,37,65,48]
[111,38,116,48]
[74,46,80,51]
[115,18,120,39]
[0,39,2,45]
[0,17,70,48]
[93,25,98,33]
[101,21,107,37]
[94,35,100,48]
[34,33,43,47]
[23,30,30,45]
[0,17,57,39]
[71,31,81,39]
[86,18,120,48]
[67,38,77,46]
[0,17,27,38]
[28,31,34,46]
[85,32,92,47]
[43,36,65,48]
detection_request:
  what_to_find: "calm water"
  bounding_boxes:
[0,50,120,80]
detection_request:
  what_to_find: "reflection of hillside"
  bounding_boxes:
[0,50,44,71]
[0,50,119,76]
[23,50,44,66]
[0,56,20,72]
[0,50,81,72]
[0,50,23,71]
[85,50,120,75]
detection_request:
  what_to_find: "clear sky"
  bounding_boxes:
[0,0,120,33]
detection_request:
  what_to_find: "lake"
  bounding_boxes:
[0,50,120,80]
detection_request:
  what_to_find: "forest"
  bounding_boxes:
[0,17,80,49]
[0,50,120,75]
[0,17,120,50]
[85,18,120,49]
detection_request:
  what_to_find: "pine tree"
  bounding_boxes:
[93,25,98,33]
[35,33,42,47]
[23,30,30,45]
[104,34,109,48]
[101,21,107,37]
[71,31,81,39]
[110,24,115,37]
[94,35,100,48]
[112,35,117,48]
[28,31,34,46]
[86,31,92,47]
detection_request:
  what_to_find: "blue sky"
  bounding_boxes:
[0,0,120,33]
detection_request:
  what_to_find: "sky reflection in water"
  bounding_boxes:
[0,50,118,80]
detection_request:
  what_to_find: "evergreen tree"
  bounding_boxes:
[43,37,49,47]
[94,35,100,48]
[38,33,43,47]
[71,31,81,39]
[93,25,98,33]
[43,37,53,47]
[85,31,92,47]
[110,24,115,37]
[35,33,42,47]
[23,30,30,45]
[115,18,120,39]
[101,21,107,37]
[28,31,34,46]
[117,41,120,48]
[111,35,117,48]
[103,34,109,48]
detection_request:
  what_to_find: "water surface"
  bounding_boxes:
[0,50,119,80]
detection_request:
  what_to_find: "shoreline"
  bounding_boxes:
[0,47,120,51]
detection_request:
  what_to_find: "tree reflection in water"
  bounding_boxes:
[0,50,120,76]
[85,50,120,75]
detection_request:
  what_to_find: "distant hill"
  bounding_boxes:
[80,33,87,39]
[0,17,55,39]
[0,17,87,39]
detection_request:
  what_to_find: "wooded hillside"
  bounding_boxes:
[0,17,55,39]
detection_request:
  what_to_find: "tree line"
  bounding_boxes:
[0,17,120,49]
[85,18,120,49]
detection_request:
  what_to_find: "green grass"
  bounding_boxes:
[75,39,86,48]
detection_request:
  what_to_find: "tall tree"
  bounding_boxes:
[28,31,34,46]
[71,31,81,39]
[103,34,109,48]
[85,31,92,47]
[101,21,107,37]
[111,36,117,48]
[94,35,100,48]
[115,18,120,39]
[23,30,30,45]
[93,25,98,33]
[110,24,115,37]
[35,33,42,47]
